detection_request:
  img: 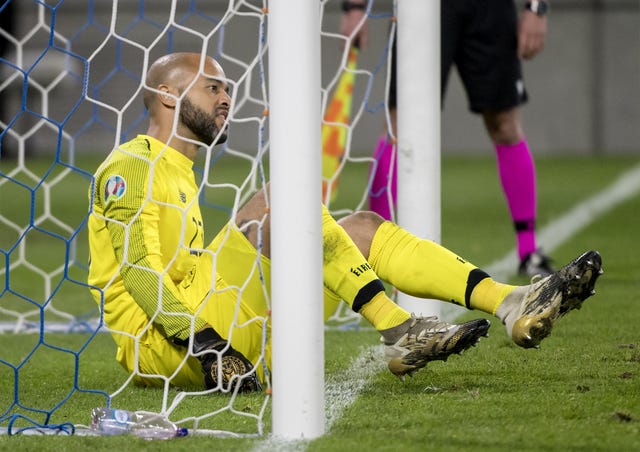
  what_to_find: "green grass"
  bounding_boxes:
[1,153,640,451]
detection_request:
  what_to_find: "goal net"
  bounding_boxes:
[0,0,396,438]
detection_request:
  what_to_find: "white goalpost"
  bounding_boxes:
[268,0,325,439]
[0,0,442,441]
[395,0,442,318]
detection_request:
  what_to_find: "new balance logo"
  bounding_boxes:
[179,191,186,203]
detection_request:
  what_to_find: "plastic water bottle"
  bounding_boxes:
[91,407,188,439]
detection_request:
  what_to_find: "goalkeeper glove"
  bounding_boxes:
[191,327,261,392]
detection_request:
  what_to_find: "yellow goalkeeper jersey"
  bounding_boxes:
[88,135,207,342]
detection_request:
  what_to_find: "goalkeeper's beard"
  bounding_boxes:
[180,97,228,146]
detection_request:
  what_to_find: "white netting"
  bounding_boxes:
[0,0,395,437]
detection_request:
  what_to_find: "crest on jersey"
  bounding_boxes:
[104,175,126,203]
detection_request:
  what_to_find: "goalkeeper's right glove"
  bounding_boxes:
[191,327,261,393]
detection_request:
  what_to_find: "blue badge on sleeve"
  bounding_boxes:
[104,175,126,203]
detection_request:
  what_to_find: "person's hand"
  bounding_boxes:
[340,1,368,49]
[518,10,548,60]
[192,327,261,392]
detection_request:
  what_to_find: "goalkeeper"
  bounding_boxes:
[88,52,603,392]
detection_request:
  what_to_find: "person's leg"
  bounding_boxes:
[124,327,204,388]
[368,31,398,219]
[324,205,490,378]
[103,292,204,389]
[483,108,554,276]
[368,0,460,220]
[188,268,271,385]
[496,250,602,348]
[204,191,491,382]
[101,281,260,390]
[323,205,409,329]
[368,131,396,220]
[348,215,517,315]
[453,0,552,277]
[483,108,539,259]
[353,215,602,349]
[234,188,490,378]
[232,184,405,330]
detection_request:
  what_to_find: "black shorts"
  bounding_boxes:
[389,0,527,113]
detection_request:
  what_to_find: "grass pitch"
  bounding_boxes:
[1,153,639,451]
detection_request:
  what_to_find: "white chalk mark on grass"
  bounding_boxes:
[252,345,385,452]
[324,345,385,431]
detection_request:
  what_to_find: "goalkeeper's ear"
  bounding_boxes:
[144,84,178,113]
[157,85,177,108]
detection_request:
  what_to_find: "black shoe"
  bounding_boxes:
[502,250,603,348]
[519,250,555,278]
[381,315,490,380]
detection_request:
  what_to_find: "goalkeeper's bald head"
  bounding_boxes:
[143,52,226,113]
[142,52,231,153]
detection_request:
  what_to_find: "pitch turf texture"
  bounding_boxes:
[1,154,639,451]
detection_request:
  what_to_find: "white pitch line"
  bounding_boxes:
[441,159,640,320]
[323,345,386,430]
[256,159,640,450]
[485,159,640,282]
[251,345,385,452]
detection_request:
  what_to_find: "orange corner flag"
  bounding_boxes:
[322,46,358,203]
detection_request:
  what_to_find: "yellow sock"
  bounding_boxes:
[469,278,517,315]
[368,221,480,307]
[321,205,379,308]
[358,291,410,330]
[321,205,408,329]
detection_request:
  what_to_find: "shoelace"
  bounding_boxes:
[406,316,452,337]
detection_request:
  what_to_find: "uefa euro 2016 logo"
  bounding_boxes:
[104,175,126,204]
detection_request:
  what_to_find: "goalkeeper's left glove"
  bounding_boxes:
[191,327,261,393]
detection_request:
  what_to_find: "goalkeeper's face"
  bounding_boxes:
[179,69,231,147]
[179,94,228,147]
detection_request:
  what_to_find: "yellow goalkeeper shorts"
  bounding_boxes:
[116,221,341,388]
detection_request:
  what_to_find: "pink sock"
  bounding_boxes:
[369,135,397,220]
[495,139,537,260]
